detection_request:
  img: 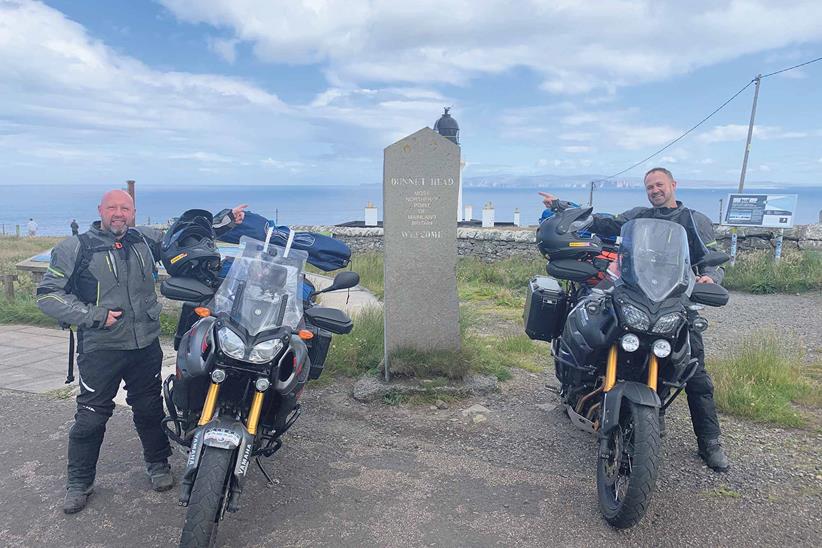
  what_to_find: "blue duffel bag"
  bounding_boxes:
[218,211,351,272]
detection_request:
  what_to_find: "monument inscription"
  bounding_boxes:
[383,128,461,377]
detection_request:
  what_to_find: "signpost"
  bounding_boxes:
[722,193,798,262]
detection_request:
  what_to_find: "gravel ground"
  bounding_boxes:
[1,291,819,547]
[701,290,822,363]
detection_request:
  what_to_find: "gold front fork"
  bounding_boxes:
[198,382,221,426]
[647,355,659,392]
[603,345,618,392]
[246,391,266,436]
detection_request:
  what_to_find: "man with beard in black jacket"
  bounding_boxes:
[38,189,247,513]
[539,167,730,472]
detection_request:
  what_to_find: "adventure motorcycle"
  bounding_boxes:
[160,235,358,547]
[524,206,729,528]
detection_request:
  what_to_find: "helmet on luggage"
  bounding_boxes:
[161,209,221,285]
[536,206,603,260]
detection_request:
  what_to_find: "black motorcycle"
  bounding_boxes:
[525,208,729,528]
[160,236,359,547]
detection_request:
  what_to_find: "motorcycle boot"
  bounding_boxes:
[698,438,730,472]
[146,460,174,492]
[63,485,94,514]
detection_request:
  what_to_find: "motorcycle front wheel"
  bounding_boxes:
[596,400,660,529]
[179,446,234,548]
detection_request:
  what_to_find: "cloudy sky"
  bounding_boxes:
[1,0,821,187]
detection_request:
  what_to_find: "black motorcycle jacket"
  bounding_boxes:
[589,201,724,284]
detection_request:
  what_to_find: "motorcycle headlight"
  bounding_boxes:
[651,312,683,335]
[620,304,650,331]
[621,333,640,353]
[652,339,672,358]
[248,339,283,364]
[217,327,245,360]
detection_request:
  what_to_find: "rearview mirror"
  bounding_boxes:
[313,271,360,296]
[329,271,360,291]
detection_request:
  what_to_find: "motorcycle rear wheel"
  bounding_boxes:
[179,446,234,548]
[596,400,660,529]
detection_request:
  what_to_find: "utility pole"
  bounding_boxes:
[730,75,761,266]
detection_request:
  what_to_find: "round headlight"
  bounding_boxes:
[255,378,271,392]
[621,333,640,352]
[211,368,226,384]
[652,339,672,358]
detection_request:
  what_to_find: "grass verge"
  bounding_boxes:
[0,236,64,326]
[710,331,821,427]
[723,249,822,294]
[324,304,546,381]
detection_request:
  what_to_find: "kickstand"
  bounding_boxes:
[255,457,278,488]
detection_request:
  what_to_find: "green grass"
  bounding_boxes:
[710,332,821,427]
[723,249,822,294]
[323,305,386,377]
[310,251,384,298]
[323,304,546,381]
[0,236,63,326]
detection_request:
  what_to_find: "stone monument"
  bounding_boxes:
[383,128,461,379]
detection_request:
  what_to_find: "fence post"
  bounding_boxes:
[16,224,20,238]
[2,274,17,301]
[774,229,784,262]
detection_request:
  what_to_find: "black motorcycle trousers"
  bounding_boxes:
[659,326,721,440]
[67,338,171,489]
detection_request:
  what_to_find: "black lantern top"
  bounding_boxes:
[433,107,459,145]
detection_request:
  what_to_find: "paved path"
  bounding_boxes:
[0,274,379,405]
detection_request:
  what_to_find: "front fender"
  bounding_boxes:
[600,381,660,436]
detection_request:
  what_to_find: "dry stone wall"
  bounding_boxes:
[292,223,822,262]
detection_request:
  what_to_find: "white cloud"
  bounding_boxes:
[699,124,812,143]
[562,145,593,154]
[559,132,594,142]
[168,151,235,163]
[160,0,822,94]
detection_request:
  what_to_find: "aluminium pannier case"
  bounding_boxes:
[523,275,567,341]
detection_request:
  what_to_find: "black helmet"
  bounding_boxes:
[161,209,221,285]
[536,206,603,260]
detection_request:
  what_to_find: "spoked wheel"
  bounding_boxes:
[596,400,660,528]
[179,447,234,548]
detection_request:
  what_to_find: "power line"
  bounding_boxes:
[593,54,822,183]
[593,80,754,183]
[761,55,822,78]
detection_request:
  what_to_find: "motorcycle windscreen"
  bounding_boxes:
[617,219,693,302]
[213,236,308,335]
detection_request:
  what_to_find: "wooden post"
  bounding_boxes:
[127,180,136,206]
[29,271,44,289]
[16,224,20,238]
[2,274,17,301]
